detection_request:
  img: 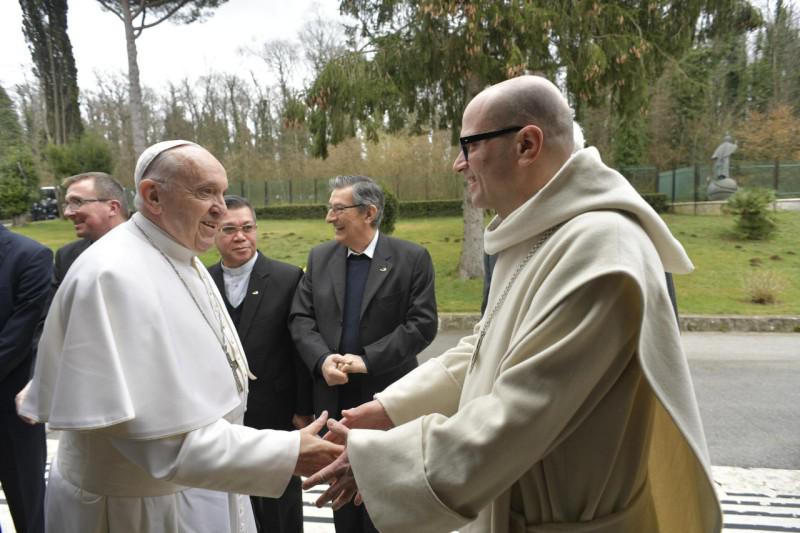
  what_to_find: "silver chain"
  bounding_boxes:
[133,220,244,392]
[469,224,562,372]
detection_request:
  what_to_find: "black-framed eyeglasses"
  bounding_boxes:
[459,126,524,162]
[64,198,110,210]
[220,223,257,235]
[327,203,364,214]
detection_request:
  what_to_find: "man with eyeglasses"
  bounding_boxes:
[289,175,437,533]
[52,172,129,294]
[209,194,313,533]
[305,76,720,533]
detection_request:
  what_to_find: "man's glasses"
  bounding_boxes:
[220,223,257,235]
[64,198,110,210]
[327,203,364,214]
[459,126,524,162]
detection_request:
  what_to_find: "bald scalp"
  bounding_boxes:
[483,76,574,154]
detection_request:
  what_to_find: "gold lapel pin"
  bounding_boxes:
[251,290,259,295]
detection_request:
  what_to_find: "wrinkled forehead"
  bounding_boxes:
[329,186,354,203]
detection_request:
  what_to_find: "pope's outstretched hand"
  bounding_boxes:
[295,411,344,477]
[303,418,362,509]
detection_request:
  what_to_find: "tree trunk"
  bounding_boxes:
[121,0,146,156]
[456,73,485,280]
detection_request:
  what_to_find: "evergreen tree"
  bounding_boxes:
[307,0,761,278]
[19,0,83,145]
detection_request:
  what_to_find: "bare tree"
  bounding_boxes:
[95,0,227,156]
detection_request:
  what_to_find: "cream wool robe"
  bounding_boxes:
[347,148,722,533]
[19,213,299,533]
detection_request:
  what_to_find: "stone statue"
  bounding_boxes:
[707,135,738,200]
[711,135,737,179]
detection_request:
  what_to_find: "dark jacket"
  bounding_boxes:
[289,233,438,416]
[209,252,312,430]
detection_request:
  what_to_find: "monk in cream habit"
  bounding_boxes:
[18,140,341,532]
[306,76,722,533]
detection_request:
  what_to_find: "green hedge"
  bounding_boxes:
[255,194,668,220]
[399,200,463,218]
[254,204,327,219]
[642,193,668,213]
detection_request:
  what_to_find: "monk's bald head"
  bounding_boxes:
[470,76,574,156]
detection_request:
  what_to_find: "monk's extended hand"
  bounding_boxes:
[323,399,394,444]
[294,411,344,478]
[303,418,361,509]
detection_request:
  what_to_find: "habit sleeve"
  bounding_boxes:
[348,274,643,533]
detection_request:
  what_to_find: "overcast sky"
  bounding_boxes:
[0,0,344,94]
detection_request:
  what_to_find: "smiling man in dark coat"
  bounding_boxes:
[289,175,438,533]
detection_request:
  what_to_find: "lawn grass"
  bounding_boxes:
[10,211,799,315]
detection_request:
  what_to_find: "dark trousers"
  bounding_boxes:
[333,501,379,533]
[252,475,304,532]
[0,410,46,533]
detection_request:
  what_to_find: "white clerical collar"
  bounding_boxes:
[347,229,379,259]
[221,252,258,308]
[131,212,195,264]
[221,252,258,278]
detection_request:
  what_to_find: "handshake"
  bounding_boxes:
[295,400,393,510]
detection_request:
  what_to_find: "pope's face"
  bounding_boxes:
[156,149,228,253]
[215,206,258,267]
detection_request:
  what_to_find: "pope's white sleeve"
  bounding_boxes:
[109,418,299,498]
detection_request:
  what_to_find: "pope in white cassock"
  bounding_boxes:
[18,140,342,533]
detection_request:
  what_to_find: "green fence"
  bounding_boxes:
[225,162,800,207]
[226,175,464,207]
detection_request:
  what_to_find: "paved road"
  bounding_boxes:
[420,330,800,469]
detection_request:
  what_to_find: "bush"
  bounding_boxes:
[46,133,114,181]
[724,188,777,240]
[0,148,39,222]
[400,200,463,218]
[254,204,327,220]
[743,270,785,304]
[641,193,668,213]
[381,189,398,234]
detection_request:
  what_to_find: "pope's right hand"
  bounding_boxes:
[295,411,344,477]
